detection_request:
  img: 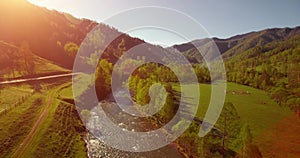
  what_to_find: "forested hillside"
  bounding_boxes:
[173,27,300,111]
[0,41,68,78]
[0,0,145,69]
[0,1,91,68]
[225,33,300,111]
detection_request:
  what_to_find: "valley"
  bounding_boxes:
[0,1,299,157]
[1,78,298,157]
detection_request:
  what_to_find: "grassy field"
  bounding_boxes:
[33,56,69,74]
[30,101,86,158]
[174,82,295,157]
[0,85,30,109]
[0,82,86,157]
[174,82,291,136]
[0,48,69,79]
[0,88,46,157]
[26,84,86,158]
[58,83,74,99]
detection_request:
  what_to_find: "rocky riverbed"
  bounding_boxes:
[84,101,184,158]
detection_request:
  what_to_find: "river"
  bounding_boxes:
[85,101,185,158]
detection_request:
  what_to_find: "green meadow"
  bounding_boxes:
[174,82,291,136]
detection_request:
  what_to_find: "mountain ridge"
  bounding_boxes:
[0,0,146,69]
[1,1,299,67]
[172,26,300,61]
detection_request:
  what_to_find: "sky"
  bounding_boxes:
[27,0,300,46]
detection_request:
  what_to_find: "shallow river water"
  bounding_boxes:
[85,101,184,158]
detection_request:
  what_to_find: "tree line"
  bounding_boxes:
[225,35,300,112]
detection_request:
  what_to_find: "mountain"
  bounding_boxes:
[0,0,92,68]
[173,26,300,62]
[0,0,145,69]
[173,26,300,111]
[0,40,69,78]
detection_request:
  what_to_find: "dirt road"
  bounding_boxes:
[11,92,55,158]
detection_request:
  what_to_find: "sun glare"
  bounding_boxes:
[27,0,43,5]
[26,0,66,11]
[11,0,28,4]
[27,0,54,8]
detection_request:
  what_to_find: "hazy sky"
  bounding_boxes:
[28,0,300,46]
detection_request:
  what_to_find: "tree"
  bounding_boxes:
[135,79,150,105]
[270,87,289,104]
[64,42,79,57]
[240,144,262,158]
[288,55,300,88]
[217,102,240,158]
[233,124,252,156]
[80,109,91,123]
[95,59,113,101]
[195,65,211,83]
[19,41,35,75]
[232,124,263,158]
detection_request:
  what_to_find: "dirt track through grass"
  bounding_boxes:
[11,92,55,158]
